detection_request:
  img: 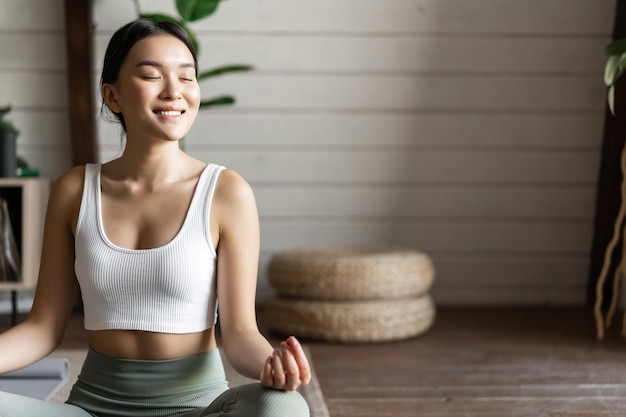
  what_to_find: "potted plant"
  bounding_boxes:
[0,105,18,177]
[594,38,626,339]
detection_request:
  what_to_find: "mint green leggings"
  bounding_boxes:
[0,348,309,417]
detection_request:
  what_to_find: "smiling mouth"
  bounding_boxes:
[154,110,185,116]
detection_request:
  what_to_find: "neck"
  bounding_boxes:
[104,140,194,186]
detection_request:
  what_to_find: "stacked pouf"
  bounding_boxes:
[265,246,436,343]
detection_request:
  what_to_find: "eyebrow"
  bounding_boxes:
[135,60,195,69]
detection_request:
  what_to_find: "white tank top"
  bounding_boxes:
[74,163,224,333]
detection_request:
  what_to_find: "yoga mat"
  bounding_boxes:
[0,358,69,401]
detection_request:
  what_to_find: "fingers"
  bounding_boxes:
[286,336,311,385]
[280,341,301,391]
[260,356,274,387]
[271,348,286,386]
[260,336,312,391]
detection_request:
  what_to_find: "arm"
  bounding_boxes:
[214,169,310,391]
[0,168,82,373]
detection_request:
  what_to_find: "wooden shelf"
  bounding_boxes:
[0,178,50,290]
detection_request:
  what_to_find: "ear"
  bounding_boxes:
[102,83,122,113]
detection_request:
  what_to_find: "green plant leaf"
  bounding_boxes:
[199,96,235,108]
[603,53,626,115]
[605,55,618,86]
[1,122,18,135]
[606,39,626,56]
[604,54,626,115]
[176,0,220,22]
[0,105,18,134]
[612,53,626,86]
[604,52,626,86]
[0,105,11,120]
[140,13,200,54]
[197,65,254,81]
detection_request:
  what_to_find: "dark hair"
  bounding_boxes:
[100,19,198,131]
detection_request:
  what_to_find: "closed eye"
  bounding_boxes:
[141,76,161,80]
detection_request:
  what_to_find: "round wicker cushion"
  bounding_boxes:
[265,294,435,343]
[268,246,434,301]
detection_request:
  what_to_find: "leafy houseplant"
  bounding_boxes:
[0,105,18,177]
[132,0,253,108]
[594,39,626,339]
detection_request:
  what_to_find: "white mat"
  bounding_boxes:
[0,357,70,401]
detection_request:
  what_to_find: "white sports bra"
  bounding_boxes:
[74,163,224,333]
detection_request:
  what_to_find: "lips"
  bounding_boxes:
[153,109,185,116]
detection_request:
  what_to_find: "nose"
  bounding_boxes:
[159,77,181,100]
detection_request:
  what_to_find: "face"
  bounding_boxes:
[102,34,200,143]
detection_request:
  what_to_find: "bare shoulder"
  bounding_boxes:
[50,166,85,203]
[212,168,258,228]
[214,168,256,205]
[47,166,86,229]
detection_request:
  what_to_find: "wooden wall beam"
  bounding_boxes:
[64,0,98,166]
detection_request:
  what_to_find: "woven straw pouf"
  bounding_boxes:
[268,246,434,301]
[265,294,435,343]
[265,246,436,343]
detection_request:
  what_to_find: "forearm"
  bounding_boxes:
[221,327,273,380]
[0,317,60,374]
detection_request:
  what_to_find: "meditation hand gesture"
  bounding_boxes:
[260,336,311,391]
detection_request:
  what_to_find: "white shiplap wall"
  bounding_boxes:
[0,0,71,181]
[2,0,615,306]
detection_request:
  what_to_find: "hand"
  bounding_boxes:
[260,336,311,391]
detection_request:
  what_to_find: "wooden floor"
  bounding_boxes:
[3,306,626,416]
[307,306,626,417]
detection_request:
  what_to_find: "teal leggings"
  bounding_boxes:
[0,348,309,417]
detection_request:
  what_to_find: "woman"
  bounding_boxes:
[0,19,310,417]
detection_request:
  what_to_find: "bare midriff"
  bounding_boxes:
[87,326,217,360]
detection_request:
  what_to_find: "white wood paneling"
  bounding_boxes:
[0,0,70,181]
[0,34,65,70]
[192,150,599,185]
[94,0,613,35]
[191,36,607,74]
[187,113,604,148]
[0,0,65,31]
[258,222,592,253]
[197,74,604,111]
[253,186,596,219]
[429,256,590,287]
[11,110,70,147]
[0,73,66,108]
[91,0,614,305]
